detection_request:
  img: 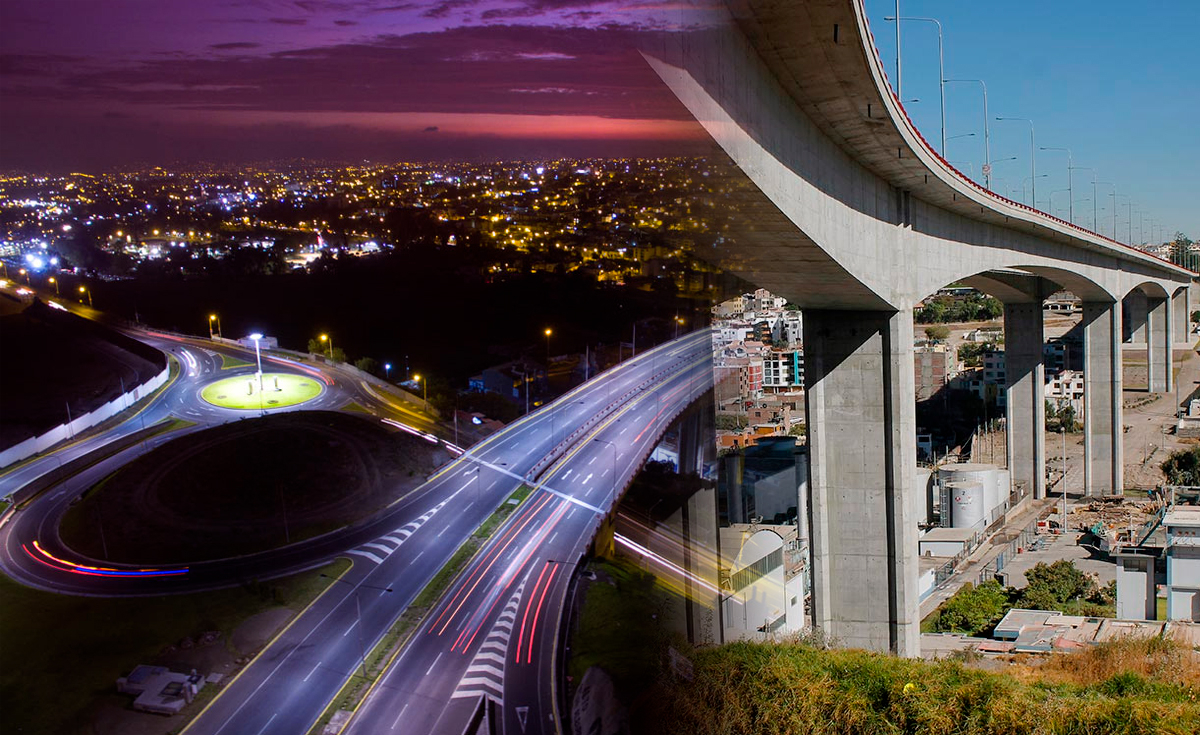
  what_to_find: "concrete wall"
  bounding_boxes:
[1116,555,1157,621]
[0,365,169,470]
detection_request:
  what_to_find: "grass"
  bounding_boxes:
[340,400,373,415]
[0,558,349,735]
[199,372,322,410]
[218,353,253,370]
[59,412,439,563]
[641,637,1200,735]
[305,486,533,735]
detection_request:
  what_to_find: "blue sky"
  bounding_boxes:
[864,0,1199,242]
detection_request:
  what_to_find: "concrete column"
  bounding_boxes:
[1123,290,1148,344]
[1147,296,1173,394]
[1173,287,1191,346]
[1004,303,1046,500]
[804,309,918,656]
[1082,302,1123,496]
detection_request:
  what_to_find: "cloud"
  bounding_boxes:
[333,19,358,26]
[210,42,261,50]
[423,125,439,131]
[269,17,308,25]
[421,0,475,19]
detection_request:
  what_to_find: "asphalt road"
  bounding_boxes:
[345,332,713,735]
[179,330,713,735]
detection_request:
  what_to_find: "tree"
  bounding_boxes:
[924,325,950,342]
[932,580,1011,636]
[307,337,324,354]
[1191,310,1200,325]
[329,347,346,363]
[1022,560,1094,605]
[1161,446,1200,485]
[354,357,380,376]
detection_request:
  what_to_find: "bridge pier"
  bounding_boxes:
[1123,290,1149,344]
[1004,303,1046,500]
[1147,296,1173,394]
[1083,301,1124,496]
[804,309,918,656]
[1173,287,1191,347]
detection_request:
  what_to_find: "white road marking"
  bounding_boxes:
[343,619,358,637]
[426,652,443,676]
[581,473,592,486]
[257,713,277,735]
[588,456,597,466]
[302,660,322,682]
[390,704,409,730]
[548,531,559,546]
[346,549,384,565]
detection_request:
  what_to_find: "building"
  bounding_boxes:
[913,344,954,401]
[1046,369,1085,416]
[471,359,546,404]
[1166,508,1200,621]
[763,349,804,392]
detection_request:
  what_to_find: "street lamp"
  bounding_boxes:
[544,327,553,366]
[320,574,392,679]
[78,284,92,307]
[18,268,29,285]
[413,373,427,403]
[249,332,264,396]
[1021,174,1048,207]
[1040,146,1073,224]
[384,363,392,380]
[996,117,1037,207]
[319,333,333,360]
[884,14,945,155]
[594,437,618,508]
[48,277,58,295]
[1070,166,1097,231]
[944,79,990,189]
[209,313,222,339]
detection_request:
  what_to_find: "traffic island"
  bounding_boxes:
[58,411,450,563]
[199,372,323,410]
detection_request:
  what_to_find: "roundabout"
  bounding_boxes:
[200,371,323,410]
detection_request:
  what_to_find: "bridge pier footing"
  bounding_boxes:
[1005,303,1046,500]
[804,309,919,656]
[1083,301,1124,496]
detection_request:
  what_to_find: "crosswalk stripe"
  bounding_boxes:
[346,549,384,564]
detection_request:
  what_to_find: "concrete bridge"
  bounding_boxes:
[646,0,1194,655]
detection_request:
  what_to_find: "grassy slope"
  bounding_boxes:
[0,558,348,735]
[643,639,1200,735]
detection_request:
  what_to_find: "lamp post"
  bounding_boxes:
[1061,426,1068,530]
[1040,146,1073,224]
[319,333,333,360]
[413,373,427,403]
[884,15,945,155]
[1070,166,1097,231]
[209,313,222,339]
[544,327,553,366]
[996,117,1037,207]
[384,363,392,381]
[594,437,618,508]
[320,574,392,680]
[19,268,29,285]
[249,332,264,396]
[78,284,92,307]
[48,276,59,295]
[944,79,990,189]
[1096,183,1116,239]
[1021,174,1048,207]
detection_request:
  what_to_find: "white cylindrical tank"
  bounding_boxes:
[947,480,986,530]
[939,463,999,524]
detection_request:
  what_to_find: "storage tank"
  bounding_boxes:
[915,467,932,524]
[947,480,986,530]
[939,463,999,525]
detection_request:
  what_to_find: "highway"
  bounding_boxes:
[177,330,712,735]
[345,333,713,735]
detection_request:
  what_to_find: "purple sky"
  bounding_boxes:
[0,1,710,170]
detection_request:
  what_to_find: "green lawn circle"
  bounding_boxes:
[200,372,323,410]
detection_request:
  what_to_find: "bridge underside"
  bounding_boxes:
[649,1,1193,656]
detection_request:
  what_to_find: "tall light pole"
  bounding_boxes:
[1070,166,1097,231]
[249,332,264,395]
[884,15,945,155]
[320,574,392,679]
[1061,426,1068,528]
[544,327,553,366]
[413,373,427,403]
[1096,182,1116,239]
[594,437,618,508]
[47,276,58,295]
[1040,146,1073,223]
[78,284,92,307]
[1022,174,1048,207]
[384,362,392,381]
[319,333,333,360]
[996,117,1036,207]
[944,79,990,188]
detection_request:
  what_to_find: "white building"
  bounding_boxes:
[763,349,804,391]
[1166,509,1200,621]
